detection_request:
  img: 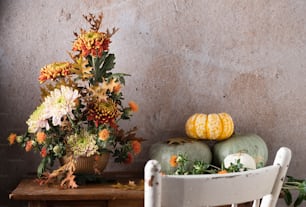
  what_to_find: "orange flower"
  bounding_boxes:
[169,155,178,167]
[124,153,133,164]
[98,129,110,141]
[128,101,138,112]
[25,141,33,152]
[40,147,47,157]
[38,62,72,83]
[8,133,17,145]
[113,83,121,93]
[218,170,228,174]
[72,31,109,57]
[36,132,47,144]
[131,140,141,155]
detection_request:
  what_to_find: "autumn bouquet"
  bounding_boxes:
[8,13,142,188]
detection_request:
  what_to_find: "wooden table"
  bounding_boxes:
[9,172,144,207]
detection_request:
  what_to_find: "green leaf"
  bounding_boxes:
[89,52,106,83]
[93,53,115,83]
[192,161,210,174]
[110,73,130,85]
[102,53,115,72]
[287,175,304,183]
[283,189,292,205]
[95,54,107,69]
[87,56,93,66]
[37,158,47,177]
[301,180,306,193]
[294,192,306,207]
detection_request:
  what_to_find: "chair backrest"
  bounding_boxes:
[145,147,291,207]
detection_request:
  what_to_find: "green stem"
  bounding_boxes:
[283,181,302,187]
[282,186,300,190]
[92,56,97,83]
[208,164,222,171]
[67,115,77,132]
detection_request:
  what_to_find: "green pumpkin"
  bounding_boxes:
[213,133,268,168]
[149,137,212,174]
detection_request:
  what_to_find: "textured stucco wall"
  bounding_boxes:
[1,0,306,206]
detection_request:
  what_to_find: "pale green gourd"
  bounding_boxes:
[150,138,212,174]
[213,133,268,168]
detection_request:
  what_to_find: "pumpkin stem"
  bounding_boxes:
[166,137,194,145]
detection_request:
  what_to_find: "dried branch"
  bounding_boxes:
[83,13,103,31]
[36,156,78,189]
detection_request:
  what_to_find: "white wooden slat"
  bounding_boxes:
[160,166,279,207]
[145,147,292,207]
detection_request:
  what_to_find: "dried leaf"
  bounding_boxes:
[112,180,144,190]
[70,54,93,80]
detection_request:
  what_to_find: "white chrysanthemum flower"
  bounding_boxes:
[43,85,80,126]
[26,103,50,133]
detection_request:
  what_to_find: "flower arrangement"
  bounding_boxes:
[8,13,143,188]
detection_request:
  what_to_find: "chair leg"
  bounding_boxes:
[252,199,260,207]
[145,160,161,207]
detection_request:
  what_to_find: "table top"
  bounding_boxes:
[9,171,144,201]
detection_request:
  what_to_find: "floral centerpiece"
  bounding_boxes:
[8,13,143,188]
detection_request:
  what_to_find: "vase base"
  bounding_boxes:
[60,153,110,175]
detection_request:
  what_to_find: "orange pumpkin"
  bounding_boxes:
[185,113,234,141]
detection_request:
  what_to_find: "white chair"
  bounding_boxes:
[145,147,291,207]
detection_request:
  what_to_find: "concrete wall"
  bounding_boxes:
[1,0,306,206]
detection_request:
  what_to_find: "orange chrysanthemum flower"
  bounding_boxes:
[39,62,72,83]
[131,140,141,155]
[40,147,47,158]
[169,155,178,167]
[36,132,47,144]
[8,133,17,145]
[128,101,139,112]
[218,170,228,174]
[25,141,33,152]
[72,30,110,57]
[98,129,110,141]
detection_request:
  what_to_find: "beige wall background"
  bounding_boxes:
[1,0,306,206]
